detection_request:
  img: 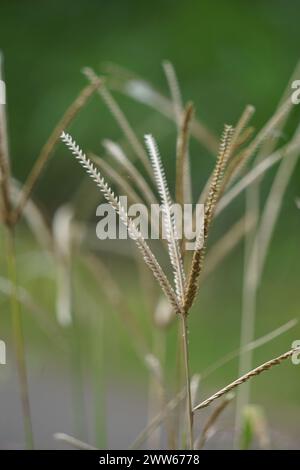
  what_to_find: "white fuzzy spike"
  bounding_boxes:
[60,131,181,314]
[144,134,185,303]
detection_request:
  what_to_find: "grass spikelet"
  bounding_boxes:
[144,134,185,304]
[205,125,234,226]
[193,346,300,412]
[184,125,234,312]
[61,131,181,314]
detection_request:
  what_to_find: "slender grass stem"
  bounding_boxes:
[70,307,86,440]
[5,227,34,449]
[234,184,259,445]
[171,321,184,449]
[146,327,165,448]
[180,314,193,450]
[12,80,101,224]
[92,310,106,448]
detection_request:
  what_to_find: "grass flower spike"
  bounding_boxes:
[60,131,181,314]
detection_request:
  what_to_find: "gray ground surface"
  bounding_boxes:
[0,366,299,449]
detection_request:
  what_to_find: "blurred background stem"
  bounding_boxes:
[91,310,106,448]
[5,226,34,449]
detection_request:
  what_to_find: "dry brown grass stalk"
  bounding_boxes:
[176,102,194,208]
[228,97,293,185]
[184,125,234,313]
[61,132,181,314]
[12,80,101,224]
[83,67,153,177]
[54,433,97,450]
[0,55,34,448]
[60,64,300,450]
[193,347,300,412]
[195,393,234,449]
[162,60,183,129]
[103,62,219,154]
[130,317,296,448]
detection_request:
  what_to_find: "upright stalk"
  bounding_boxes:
[5,226,34,449]
[171,322,184,449]
[70,313,86,440]
[92,310,106,448]
[146,327,165,449]
[180,314,193,449]
[234,185,259,446]
[1,54,34,449]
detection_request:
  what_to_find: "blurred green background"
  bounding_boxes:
[0,0,300,449]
